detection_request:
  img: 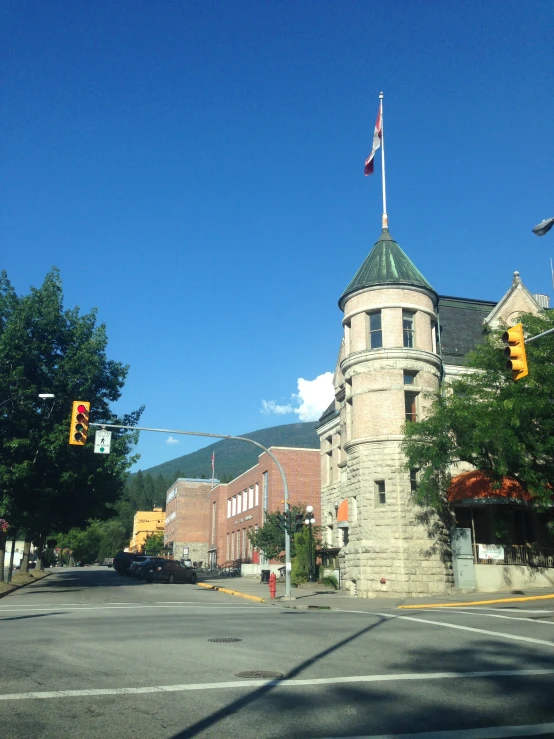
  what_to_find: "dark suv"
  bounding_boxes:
[113,551,139,575]
[146,560,197,585]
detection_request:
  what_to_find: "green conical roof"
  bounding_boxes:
[339,228,436,309]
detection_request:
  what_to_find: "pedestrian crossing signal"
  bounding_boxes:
[69,401,90,445]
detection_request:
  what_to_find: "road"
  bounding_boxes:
[2,567,554,739]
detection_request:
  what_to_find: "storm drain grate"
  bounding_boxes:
[235,671,284,680]
[208,637,242,643]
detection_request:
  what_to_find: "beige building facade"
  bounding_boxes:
[318,228,548,598]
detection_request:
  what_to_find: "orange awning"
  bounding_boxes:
[448,470,532,505]
[337,499,348,523]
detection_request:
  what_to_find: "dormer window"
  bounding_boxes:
[368,311,382,349]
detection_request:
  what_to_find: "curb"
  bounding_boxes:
[197,582,266,603]
[398,592,554,609]
[0,571,51,600]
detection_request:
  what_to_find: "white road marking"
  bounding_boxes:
[471,607,554,614]
[1,668,554,701]
[0,604,264,613]
[320,721,554,738]
[369,611,554,648]
[425,608,554,626]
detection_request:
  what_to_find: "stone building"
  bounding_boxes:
[317,227,548,598]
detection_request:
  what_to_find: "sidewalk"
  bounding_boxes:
[197,574,554,611]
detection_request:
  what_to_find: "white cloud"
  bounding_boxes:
[260,372,334,423]
[165,436,179,445]
[261,399,295,415]
[294,372,334,422]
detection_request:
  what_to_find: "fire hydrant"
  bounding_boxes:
[269,571,277,599]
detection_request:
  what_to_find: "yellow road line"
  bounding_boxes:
[197,582,266,603]
[399,593,554,609]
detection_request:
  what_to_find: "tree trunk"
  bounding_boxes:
[20,539,31,573]
[7,538,16,583]
[0,533,5,582]
[35,535,44,571]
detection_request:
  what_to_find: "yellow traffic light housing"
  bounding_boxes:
[69,401,91,445]
[502,323,528,381]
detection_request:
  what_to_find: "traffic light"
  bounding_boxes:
[502,323,528,381]
[69,401,91,445]
[294,513,304,533]
[276,511,292,534]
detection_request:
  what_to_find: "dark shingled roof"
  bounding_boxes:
[339,229,435,309]
[438,295,496,365]
[318,401,338,426]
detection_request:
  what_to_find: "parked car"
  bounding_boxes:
[113,551,140,575]
[127,555,151,577]
[102,558,114,567]
[146,560,197,585]
[135,557,168,581]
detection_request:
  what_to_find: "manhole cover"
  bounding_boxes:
[208,637,242,643]
[235,671,284,680]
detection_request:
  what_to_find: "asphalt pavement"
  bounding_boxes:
[2,567,554,739]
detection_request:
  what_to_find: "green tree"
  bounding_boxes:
[0,268,143,565]
[142,531,165,554]
[402,311,554,513]
[247,505,307,562]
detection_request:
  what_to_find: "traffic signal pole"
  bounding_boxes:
[89,422,293,599]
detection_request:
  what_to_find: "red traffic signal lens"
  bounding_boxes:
[77,405,87,414]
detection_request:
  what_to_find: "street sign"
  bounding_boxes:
[94,430,112,454]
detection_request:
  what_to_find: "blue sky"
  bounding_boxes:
[1,1,553,472]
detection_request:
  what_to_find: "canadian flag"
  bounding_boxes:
[364,104,382,176]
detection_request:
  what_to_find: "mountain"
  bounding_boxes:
[137,421,320,482]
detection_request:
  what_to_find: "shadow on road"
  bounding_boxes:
[0,612,66,621]
[169,615,554,739]
[170,616,389,738]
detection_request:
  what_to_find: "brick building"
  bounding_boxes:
[164,447,320,574]
[164,478,218,566]
[208,447,320,573]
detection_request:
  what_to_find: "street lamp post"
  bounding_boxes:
[304,504,316,582]
[89,421,295,598]
[532,218,554,237]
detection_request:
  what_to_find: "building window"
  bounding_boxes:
[243,490,248,511]
[248,486,254,509]
[232,496,237,516]
[255,483,259,507]
[226,533,230,560]
[368,311,382,349]
[410,468,419,493]
[237,493,242,515]
[227,499,231,518]
[431,320,438,354]
[403,311,415,348]
[404,370,417,385]
[212,502,216,544]
[375,480,386,505]
[405,392,418,422]
[344,320,351,355]
[262,472,268,511]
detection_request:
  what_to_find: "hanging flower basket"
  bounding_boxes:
[0,519,9,534]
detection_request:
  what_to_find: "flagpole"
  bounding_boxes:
[380,92,388,230]
[211,452,215,489]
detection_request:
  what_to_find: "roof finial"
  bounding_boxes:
[513,271,521,285]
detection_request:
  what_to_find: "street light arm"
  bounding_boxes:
[90,422,293,598]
